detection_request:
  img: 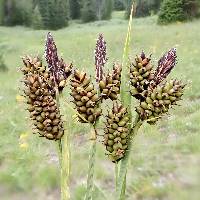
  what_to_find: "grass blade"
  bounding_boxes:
[61,132,71,200]
[117,1,136,200]
[117,116,142,200]
[115,163,119,192]
[85,125,97,200]
[120,0,134,108]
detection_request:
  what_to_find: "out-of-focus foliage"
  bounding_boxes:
[95,0,113,20]
[101,0,113,20]
[183,0,200,18]
[0,0,199,28]
[136,0,163,17]
[0,0,4,24]
[114,0,125,11]
[69,0,81,19]
[81,0,97,22]
[0,0,32,26]
[125,0,163,18]
[158,0,200,24]
[124,0,132,19]
[32,5,43,29]
[38,0,69,30]
[81,0,113,22]
[0,47,7,72]
[0,0,69,29]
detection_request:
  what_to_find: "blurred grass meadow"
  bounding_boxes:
[0,12,200,200]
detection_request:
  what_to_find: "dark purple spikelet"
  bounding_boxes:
[45,32,59,75]
[45,32,72,92]
[140,51,146,60]
[153,48,177,85]
[95,34,108,83]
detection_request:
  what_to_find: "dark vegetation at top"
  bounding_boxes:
[158,0,200,24]
[0,0,199,29]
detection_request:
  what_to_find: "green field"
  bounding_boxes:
[0,14,200,200]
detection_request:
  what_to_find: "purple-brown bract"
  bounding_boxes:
[45,32,73,92]
[153,48,177,85]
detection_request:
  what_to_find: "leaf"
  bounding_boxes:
[117,1,138,200]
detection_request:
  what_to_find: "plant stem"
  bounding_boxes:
[55,89,62,160]
[61,132,71,200]
[85,125,97,200]
[57,139,62,166]
[117,115,142,200]
[55,88,70,200]
[121,175,126,199]
[117,1,136,199]
[115,163,119,192]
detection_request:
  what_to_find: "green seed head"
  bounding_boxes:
[104,101,130,162]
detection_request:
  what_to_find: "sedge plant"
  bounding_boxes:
[20,33,73,200]
[19,3,186,200]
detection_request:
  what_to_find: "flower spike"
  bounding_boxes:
[95,34,108,83]
[153,48,177,86]
[45,32,73,92]
[21,56,64,140]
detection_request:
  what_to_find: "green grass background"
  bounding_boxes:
[0,13,200,199]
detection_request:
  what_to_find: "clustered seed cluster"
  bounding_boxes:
[20,32,186,165]
[130,52,153,100]
[136,80,185,124]
[21,56,64,140]
[99,63,122,100]
[70,70,102,123]
[104,102,130,162]
[130,48,185,125]
[94,34,131,162]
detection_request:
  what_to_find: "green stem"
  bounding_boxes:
[55,88,70,200]
[115,163,119,192]
[121,175,126,199]
[117,115,142,200]
[85,125,97,200]
[55,89,62,160]
[57,139,62,166]
[61,132,71,200]
[117,1,137,199]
